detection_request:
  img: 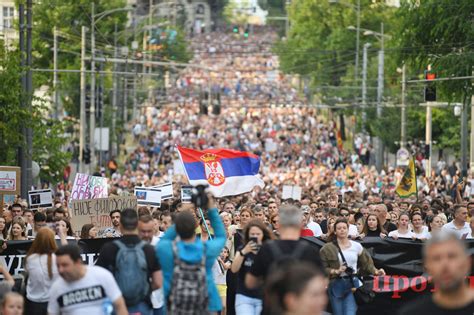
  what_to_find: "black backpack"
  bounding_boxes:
[267,240,308,275]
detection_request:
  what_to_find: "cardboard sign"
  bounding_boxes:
[71,173,108,201]
[70,196,137,235]
[134,187,161,207]
[28,189,53,209]
[282,185,302,201]
[151,182,173,200]
[0,166,21,195]
[181,186,193,203]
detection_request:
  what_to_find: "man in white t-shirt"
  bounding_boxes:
[47,245,127,315]
[441,205,471,239]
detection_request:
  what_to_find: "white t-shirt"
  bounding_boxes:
[388,230,415,239]
[441,221,471,239]
[348,224,359,238]
[337,241,363,273]
[150,236,164,309]
[412,226,430,239]
[47,266,122,315]
[212,261,227,285]
[26,254,60,302]
[307,221,323,237]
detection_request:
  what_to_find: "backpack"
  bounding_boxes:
[169,241,209,315]
[267,240,308,275]
[113,240,150,306]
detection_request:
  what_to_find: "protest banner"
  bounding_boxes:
[70,173,108,201]
[134,187,161,207]
[0,166,20,195]
[282,185,302,200]
[70,196,137,235]
[151,182,173,200]
[28,189,53,209]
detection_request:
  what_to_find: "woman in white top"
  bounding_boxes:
[54,219,76,240]
[427,214,444,238]
[388,213,415,239]
[25,227,59,315]
[410,212,430,240]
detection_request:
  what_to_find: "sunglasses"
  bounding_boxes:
[341,213,350,217]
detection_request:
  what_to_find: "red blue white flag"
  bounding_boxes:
[176,146,265,197]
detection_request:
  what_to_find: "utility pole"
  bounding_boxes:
[19,2,26,198]
[461,91,468,178]
[375,22,385,172]
[111,22,118,158]
[25,0,33,192]
[471,67,474,174]
[426,103,432,178]
[354,0,360,84]
[361,43,370,132]
[285,0,290,38]
[53,26,59,120]
[133,66,138,122]
[400,64,407,148]
[79,26,87,174]
[90,2,96,172]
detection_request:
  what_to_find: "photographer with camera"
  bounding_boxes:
[320,218,385,315]
[156,185,226,315]
[230,219,273,315]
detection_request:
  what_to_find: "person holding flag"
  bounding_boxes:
[395,158,417,199]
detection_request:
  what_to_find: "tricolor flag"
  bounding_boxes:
[176,146,265,197]
[395,158,417,199]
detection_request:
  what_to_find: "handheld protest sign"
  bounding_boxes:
[151,182,173,200]
[71,173,108,201]
[28,189,53,209]
[134,187,161,207]
[181,186,193,203]
[0,166,21,195]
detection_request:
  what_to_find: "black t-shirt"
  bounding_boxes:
[366,229,382,237]
[320,220,328,234]
[96,235,161,277]
[399,294,474,315]
[250,239,323,281]
[384,221,397,233]
[235,248,262,298]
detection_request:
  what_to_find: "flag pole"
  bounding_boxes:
[198,207,213,240]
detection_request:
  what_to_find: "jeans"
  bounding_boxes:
[329,281,357,315]
[153,307,164,315]
[128,301,153,315]
[235,294,262,315]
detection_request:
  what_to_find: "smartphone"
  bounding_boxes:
[181,186,193,203]
[249,237,258,243]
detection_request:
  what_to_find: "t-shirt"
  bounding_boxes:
[26,253,59,302]
[388,230,415,239]
[250,240,323,281]
[47,265,122,315]
[383,221,397,233]
[307,221,323,237]
[441,221,471,239]
[412,226,431,239]
[398,294,474,315]
[348,224,359,238]
[337,241,363,274]
[236,250,262,298]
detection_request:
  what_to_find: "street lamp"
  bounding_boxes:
[90,4,134,171]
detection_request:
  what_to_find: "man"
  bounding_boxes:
[399,232,474,314]
[47,244,128,315]
[441,205,470,239]
[268,201,278,216]
[156,195,225,314]
[160,211,173,232]
[96,209,162,314]
[302,206,322,237]
[138,215,164,315]
[253,206,266,222]
[103,209,122,237]
[338,208,359,238]
[223,202,236,214]
[27,211,47,239]
[374,203,397,233]
[246,205,324,314]
[10,203,23,219]
[359,206,370,219]
[53,207,66,220]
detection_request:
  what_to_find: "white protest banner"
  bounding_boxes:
[70,173,108,201]
[0,166,20,195]
[28,189,53,209]
[151,182,173,200]
[134,187,161,207]
[265,138,277,152]
[282,185,302,201]
[70,196,137,235]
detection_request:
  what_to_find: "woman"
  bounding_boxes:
[54,219,76,240]
[410,212,430,240]
[269,213,280,234]
[354,213,365,236]
[197,217,214,242]
[0,217,8,240]
[320,219,385,315]
[388,213,415,239]
[24,228,59,315]
[80,224,98,239]
[8,218,27,241]
[361,214,387,238]
[231,219,273,315]
[265,262,328,315]
[427,215,443,235]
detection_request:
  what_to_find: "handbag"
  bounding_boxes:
[335,241,376,305]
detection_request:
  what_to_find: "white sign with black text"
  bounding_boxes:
[28,189,53,209]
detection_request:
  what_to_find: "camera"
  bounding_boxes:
[345,266,355,275]
[191,185,209,209]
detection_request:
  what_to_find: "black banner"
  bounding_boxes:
[2,237,473,315]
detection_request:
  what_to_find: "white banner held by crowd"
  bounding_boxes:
[71,173,108,201]
[152,182,173,200]
[282,185,302,201]
[134,187,161,207]
[28,189,53,209]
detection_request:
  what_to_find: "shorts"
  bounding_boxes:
[217,284,227,297]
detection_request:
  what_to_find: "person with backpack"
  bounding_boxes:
[156,194,226,315]
[96,208,162,315]
[245,204,324,315]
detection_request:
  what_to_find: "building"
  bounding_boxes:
[0,0,17,48]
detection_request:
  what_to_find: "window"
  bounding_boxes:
[3,7,14,29]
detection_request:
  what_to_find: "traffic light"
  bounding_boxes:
[83,148,91,164]
[244,25,250,38]
[424,68,436,102]
[95,86,103,120]
[233,25,239,33]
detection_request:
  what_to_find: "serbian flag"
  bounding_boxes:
[176,146,265,197]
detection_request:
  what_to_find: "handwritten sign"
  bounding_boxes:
[70,196,137,235]
[0,166,20,195]
[71,173,108,201]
